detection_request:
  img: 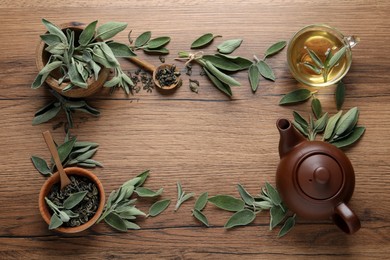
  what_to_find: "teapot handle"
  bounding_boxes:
[333,203,361,234]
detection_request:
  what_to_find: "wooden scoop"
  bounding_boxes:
[127,57,181,90]
[42,131,71,190]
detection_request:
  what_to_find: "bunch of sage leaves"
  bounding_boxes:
[98,170,168,231]
[45,191,89,229]
[205,182,296,237]
[31,132,102,176]
[128,31,171,54]
[293,106,365,148]
[32,19,136,94]
[32,89,99,128]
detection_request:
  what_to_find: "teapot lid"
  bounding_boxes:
[296,153,343,200]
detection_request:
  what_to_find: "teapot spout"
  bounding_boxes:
[277,118,306,158]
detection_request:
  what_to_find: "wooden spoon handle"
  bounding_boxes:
[42,131,71,189]
[126,57,156,73]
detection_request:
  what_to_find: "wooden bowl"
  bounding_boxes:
[38,167,105,233]
[35,22,110,98]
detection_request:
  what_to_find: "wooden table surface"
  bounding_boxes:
[1,0,389,259]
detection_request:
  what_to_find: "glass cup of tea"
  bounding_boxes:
[287,24,359,87]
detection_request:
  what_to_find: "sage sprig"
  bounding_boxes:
[33,19,134,94]
[248,41,286,92]
[130,31,171,54]
[293,107,365,148]
[32,90,99,128]
[31,132,102,176]
[302,46,347,83]
[174,182,195,211]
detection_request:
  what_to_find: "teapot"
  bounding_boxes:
[276,118,361,234]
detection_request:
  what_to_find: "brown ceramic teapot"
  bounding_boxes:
[276,118,361,234]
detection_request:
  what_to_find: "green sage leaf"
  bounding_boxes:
[79,20,97,46]
[57,137,77,164]
[293,111,308,129]
[217,39,242,54]
[248,64,260,92]
[270,205,287,230]
[143,47,169,54]
[333,107,359,139]
[279,89,312,105]
[95,22,127,41]
[314,112,328,133]
[135,170,150,187]
[205,60,241,86]
[32,104,61,125]
[335,81,345,110]
[278,214,296,237]
[292,121,309,137]
[208,195,245,212]
[311,98,322,119]
[41,19,67,43]
[253,200,273,210]
[215,54,252,69]
[63,191,88,209]
[257,60,275,81]
[264,41,287,58]
[40,34,62,46]
[237,184,255,206]
[191,33,219,49]
[31,72,50,89]
[328,46,347,69]
[104,212,127,231]
[75,148,97,162]
[192,209,209,227]
[224,209,256,229]
[124,220,140,230]
[107,42,136,57]
[49,214,63,230]
[303,62,322,74]
[148,199,171,217]
[146,36,171,49]
[306,47,324,68]
[194,192,208,211]
[135,187,163,197]
[203,68,232,97]
[31,156,51,176]
[265,182,282,207]
[92,45,114,68]
[323,110,343,140]
[62,210,79,218]
[331,126,365,148]
[135,31,151,48]
[201,55,241,72]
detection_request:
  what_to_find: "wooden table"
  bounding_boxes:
[1,0,389,258]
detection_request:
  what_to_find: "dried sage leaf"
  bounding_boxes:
[194,192,208,211]
[146,36,171,49]
[279,89,312,105]
[278,214,296,237]
[248,64,260,92]
[264,41,287,58]
[135,187,163,197]
[335,81,345,110]
[224,209,256,229]
[208,195,245,212]
[331,126,365,148]
[311,98,322,119]
[31,156,51,176]
[63,191,88,209]
[148,199,171,217]
[79,20,97,46]
[189,79,199,93]
[192,209,209,227]
[135,31,151,48]
[217,39,242,54]
[191,33,220,49]
[237,184,255,205]
[41,19,67,43]
[257,60,275,81]
[95,22,127,41]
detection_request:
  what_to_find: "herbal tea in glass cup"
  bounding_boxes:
[287,24,359,87]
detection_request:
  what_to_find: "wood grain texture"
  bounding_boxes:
[1,0,390,259]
